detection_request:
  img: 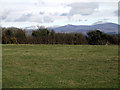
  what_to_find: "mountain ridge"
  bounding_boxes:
[23,22,119,34]
[49,22,118,34]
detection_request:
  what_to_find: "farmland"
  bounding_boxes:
[2,45,118,88]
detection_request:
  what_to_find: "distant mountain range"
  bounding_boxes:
[48,23,119,34]
[24,22,119,34]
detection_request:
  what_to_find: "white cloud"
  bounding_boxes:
[0,0,119,27]
[69,2,99,16]
[43,16,54,23]
[92,19,109,25]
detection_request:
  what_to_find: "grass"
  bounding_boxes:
[2,44,118,88]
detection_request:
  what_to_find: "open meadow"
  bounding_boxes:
[2,45,118,88]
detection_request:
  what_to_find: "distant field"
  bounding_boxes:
[2,45,118,88]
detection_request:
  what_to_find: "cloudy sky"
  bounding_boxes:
[0,0,119,28]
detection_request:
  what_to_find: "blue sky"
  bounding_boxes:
[0,0,119,28]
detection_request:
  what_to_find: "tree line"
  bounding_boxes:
[1,27,120,45]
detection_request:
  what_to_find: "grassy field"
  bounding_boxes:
[2,45,118,88]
